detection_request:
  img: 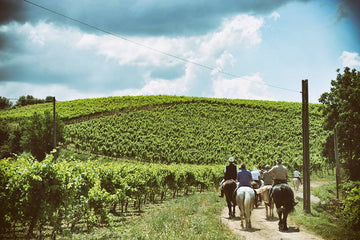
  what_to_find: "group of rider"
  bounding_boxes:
[219,157,299,207]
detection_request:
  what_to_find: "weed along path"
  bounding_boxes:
[221,182,329,240]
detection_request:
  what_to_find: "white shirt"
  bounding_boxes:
[294,170,300,178]
[251,169,260,181]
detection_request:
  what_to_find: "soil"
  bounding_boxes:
[220,181,330,240]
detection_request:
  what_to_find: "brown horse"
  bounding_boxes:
[255,185,274,219]
[272,183,295,231]
[223,179,237,218]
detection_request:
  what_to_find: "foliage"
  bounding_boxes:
[13,95,53,108]
[0,96,12,109]
[290,177,359,240]
[0,95,309,122]
[0,119,11,159]
[319,67,360,180]
[341,181,360,231]
[0,154,222,237]
[20,110,65,160]
[64,100,325,170]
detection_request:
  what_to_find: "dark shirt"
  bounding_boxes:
[262,171,273,185]
[224,164,237,180]
[237,169,252,187]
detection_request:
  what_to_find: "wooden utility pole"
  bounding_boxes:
[53,96,56,149]
[302,80,311,213]
[334,126,340,200]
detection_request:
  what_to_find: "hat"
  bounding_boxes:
[228,157,234,163]
[277,158,282,164]
[265,164,270,169]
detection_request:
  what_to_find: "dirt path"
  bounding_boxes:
[221,204,322,240]
[221,182,330,240]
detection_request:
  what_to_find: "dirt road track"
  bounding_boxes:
[221,203,323,240]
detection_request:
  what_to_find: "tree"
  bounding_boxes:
[20,111,64,160]
[0,96,12,109]
[319,67,360,180]
[14,95,47,107]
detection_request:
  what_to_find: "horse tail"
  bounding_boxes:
[244,190,253,217]
[282,184,295,213]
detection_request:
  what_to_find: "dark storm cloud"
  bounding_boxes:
[336,0,360,39]
[16,0,312,37]
[0,0,26,24]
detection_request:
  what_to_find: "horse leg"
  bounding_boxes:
[277,207,284,230]
[282,212,289,231]
[265,204,269,219]
[231,203,235,217]
[239,206,244,228]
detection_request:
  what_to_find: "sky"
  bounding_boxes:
[0,0,360,103]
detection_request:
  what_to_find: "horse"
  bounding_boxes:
[255,185,274,219]
[251,180,263,208]
[271,183,295,231]
[292,177,300,191]
[223,179,237,218]
[235,186,255,229]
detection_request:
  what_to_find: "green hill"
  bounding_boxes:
[41,95,326,171]
[1,95,326,170]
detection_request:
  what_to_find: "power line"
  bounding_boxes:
[24,0,300,94]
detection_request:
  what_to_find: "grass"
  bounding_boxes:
[289,174,359,240]
[62,191,242,240]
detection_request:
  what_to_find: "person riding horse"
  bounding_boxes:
[266,158,298,207]
[262,164,273,186]
[219,157,238,197]
[293,168,302,184]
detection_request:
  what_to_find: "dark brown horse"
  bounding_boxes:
[272,183,295,231]
[223,179,237,218]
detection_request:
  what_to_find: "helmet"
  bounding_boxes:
[265,164,270,169]
[228,157,234,163]
[277,158,282,164]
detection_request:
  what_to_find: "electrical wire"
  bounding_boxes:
[24,0,301,94]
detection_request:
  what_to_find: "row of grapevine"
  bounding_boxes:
[0,95,318,122]
[0,154,222,236]
[65,101,326,170]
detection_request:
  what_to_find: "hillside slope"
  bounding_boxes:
[61,96,325,169]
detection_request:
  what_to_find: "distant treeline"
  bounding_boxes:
[0,95,54,109]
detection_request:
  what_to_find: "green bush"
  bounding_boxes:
[341,181,360,231]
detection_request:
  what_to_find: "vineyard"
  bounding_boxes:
[63,98,326,170]
[0,154,222,236]
[0,95,330,237]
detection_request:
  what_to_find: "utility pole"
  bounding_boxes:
[302,79,311,213]
[334,126,340,200]
[53,96,56,149]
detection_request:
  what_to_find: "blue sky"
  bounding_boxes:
[0,0,359,103]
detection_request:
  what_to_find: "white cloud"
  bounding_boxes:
[0,82,104,101]
[212,73,272,100]
[2,14,266,100]
[270,12,280,20]
[340,51,360,68]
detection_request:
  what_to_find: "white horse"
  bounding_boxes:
[236,186,255,229]
[292,177,300,191]
[255,185,274,219]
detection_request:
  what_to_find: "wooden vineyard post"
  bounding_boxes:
[302,79,311,213]
[53,96,56,149]
[334,126,340,200]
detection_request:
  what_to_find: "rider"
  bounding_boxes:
[267,158,298,206]
[262,164,273,186]
[294,168,302,184]
[251,167,261,188]
[237,163,253,188]
[219,157,238,197]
